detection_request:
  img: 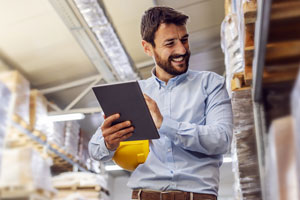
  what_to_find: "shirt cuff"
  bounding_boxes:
[159,116,180,141]
[99,138,116,157]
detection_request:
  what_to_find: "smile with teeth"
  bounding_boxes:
[172,56,184,62]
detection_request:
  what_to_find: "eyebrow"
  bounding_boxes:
[164,34,189,43]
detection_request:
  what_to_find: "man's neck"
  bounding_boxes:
[155,65,175,84]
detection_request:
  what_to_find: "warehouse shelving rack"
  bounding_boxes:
[252,0,300,199]
[10,120,89,173]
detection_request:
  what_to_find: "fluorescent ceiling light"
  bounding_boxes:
[105,165,123,171]
[74,0,139,81]
[48,113,85,122]
[223,156,233,163]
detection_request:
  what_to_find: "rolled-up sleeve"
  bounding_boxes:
[88,127,116,162]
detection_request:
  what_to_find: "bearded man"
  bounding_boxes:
[89,6,233,200]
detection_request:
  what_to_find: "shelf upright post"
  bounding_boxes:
[252,0,272,199]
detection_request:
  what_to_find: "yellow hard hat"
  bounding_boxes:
[112,140,149,171]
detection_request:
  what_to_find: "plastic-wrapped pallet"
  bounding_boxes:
[291,70,300,199]
[0,147,55,194]
[46,121,65,148]
[221,14,244,96]
[231,89,262,199]
[52,172,110,200]
[0,70,30,125]
[265,116,299,200]
[0,83,12,176]
[65,121,80,158]
[30,89,49,133]
[78,130,90,166]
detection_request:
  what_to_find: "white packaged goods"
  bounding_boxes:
[65,121,80,157]
[266,116,299,200]
[0,70,30,124]
[52,172,110,200]
[221,14,244,96]
[78,130,90,166]
[30,89,48,133]
[0,147,55,193]
[0,83,12,175]
[47,121,65,148]
[291,70,300,199]
[231,89,262,199]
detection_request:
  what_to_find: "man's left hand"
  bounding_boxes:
[143,93,163,129]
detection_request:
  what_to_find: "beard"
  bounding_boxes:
[153,49,190,76]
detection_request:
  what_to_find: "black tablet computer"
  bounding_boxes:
[92,81,160,141]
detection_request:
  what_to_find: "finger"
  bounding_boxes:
[103,121,132,137]
[143,93,151,100]
[113,132,133,143]
[102,113,120,128]
[110,126,134,141]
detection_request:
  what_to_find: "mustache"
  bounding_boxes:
[168,52,190,61]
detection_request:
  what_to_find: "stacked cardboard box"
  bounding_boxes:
[0,147,55,199]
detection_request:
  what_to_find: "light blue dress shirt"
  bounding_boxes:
[89,69,233,196]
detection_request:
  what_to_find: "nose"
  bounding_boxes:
[175,40,187,55]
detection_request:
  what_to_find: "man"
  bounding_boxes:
[89,6,233,200]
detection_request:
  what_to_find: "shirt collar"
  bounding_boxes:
[151,67,188,88]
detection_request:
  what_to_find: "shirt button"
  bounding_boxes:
[168,148,171,152]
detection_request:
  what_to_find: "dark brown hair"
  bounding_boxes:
[141,6,189,47]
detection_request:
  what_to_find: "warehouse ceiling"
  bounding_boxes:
[0,0,225,136]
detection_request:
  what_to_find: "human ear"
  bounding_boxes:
[142,40,153,57]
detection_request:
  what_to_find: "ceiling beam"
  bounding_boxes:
[64,75,102,111]
[40,75,100,94]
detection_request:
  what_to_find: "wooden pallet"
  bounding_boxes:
[243,1,300,85]
[231,72,251,91]
[0,185,53,200]
[244,64,300,85]
[55,185,109,196]
[243,0,257,25]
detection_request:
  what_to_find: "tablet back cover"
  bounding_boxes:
[92,81,160,141]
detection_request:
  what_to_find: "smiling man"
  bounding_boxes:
[89,6,233,200]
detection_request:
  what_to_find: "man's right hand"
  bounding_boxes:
[101,113,134,151]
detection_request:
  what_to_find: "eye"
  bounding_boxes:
[165,42,174,46]
[181,38,188,43]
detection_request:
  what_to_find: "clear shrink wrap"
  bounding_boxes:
[30,89,48,134]
[0,147,55,193]
[221,14,244,96]
[52,172,110,200]
[65,121,80,157]
[0,83,12,175]
[291,70,300,199]
[266,116,299,200]
[78,130,90,166]
[0,70,30,124]
[46,121,65,148]
[231,89,262,199]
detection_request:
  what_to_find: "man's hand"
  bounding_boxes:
[101,113,134,151]
[143,94,163,129]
